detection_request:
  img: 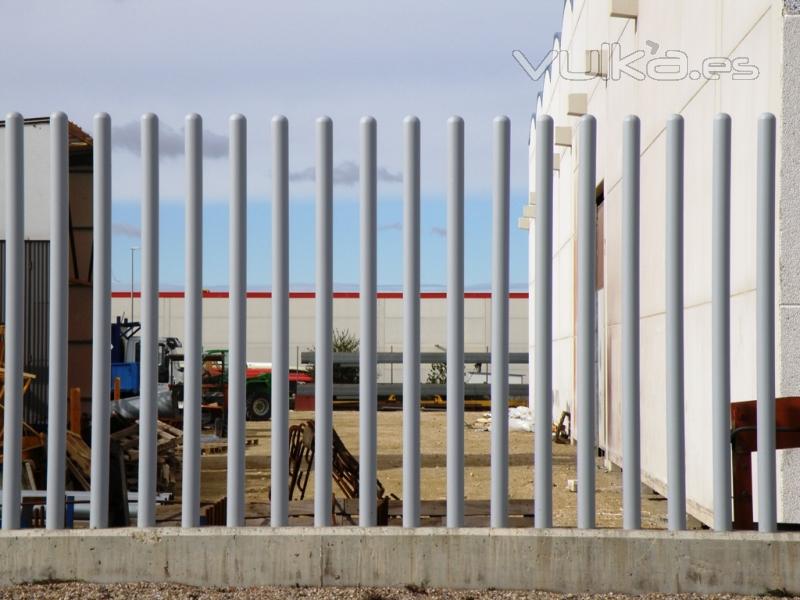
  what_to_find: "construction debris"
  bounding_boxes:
[65,431,92,490]
[471,406,535,433]
[111,420,183,494]
[286,419,396,525]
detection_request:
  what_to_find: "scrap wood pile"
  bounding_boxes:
[111,420,183,493]
[64,431,92,489]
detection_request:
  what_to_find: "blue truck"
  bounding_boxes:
[110,317,181,398]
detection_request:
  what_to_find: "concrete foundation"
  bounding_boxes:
[2,528,800,594]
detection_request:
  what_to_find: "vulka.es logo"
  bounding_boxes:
[513,41,760,82]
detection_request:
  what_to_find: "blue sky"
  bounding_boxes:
[4,1,564,291]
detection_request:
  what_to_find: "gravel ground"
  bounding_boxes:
[0,584,796,600]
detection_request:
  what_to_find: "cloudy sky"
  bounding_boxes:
[4,1,564,291]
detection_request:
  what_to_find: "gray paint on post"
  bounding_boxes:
[447,116,465,528]
[46,112,69,529]
[315,117,334,527]
[90,114,112,529]
[491,116,510,528]
[666,115,687,531]
[182,114,202,528]
[360,117,378,526]
[622,115,641,531]
[403,116,421,527]
[756,113,777,533]
[271,116,290,527]
[138,114,159,528]
[2,113,24,530]
[227,114,247,527]
[577,115,597,530]
[534,115,554,528]
[712,114,732,532]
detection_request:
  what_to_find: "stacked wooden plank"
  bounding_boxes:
[65,431,92,490]
[111,420,183,493]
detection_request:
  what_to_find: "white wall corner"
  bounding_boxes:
[585,49,609,78]
[567,93,589,117]
[555,126,573,148]
[610,0,638,19]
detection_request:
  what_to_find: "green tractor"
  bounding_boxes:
[171,349,273,432]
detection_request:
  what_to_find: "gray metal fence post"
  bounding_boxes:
[360,117,378,526]
[577,115,597,530]
[491,116,510,528]
[45,112,69,529]
[2,112,24,530]
[534,115,554,529]
[90,113,112,529]
[622,115,641,530]
[315,117,334,527]
[712,113,732,532]
[182,114,203,528]
[403,116,421,528]
[138,113,159,528]
[271,115,290,527]
[227,114,247,527]
[447,116,465,528]
[756,113,777,533]
[666,114,687,531]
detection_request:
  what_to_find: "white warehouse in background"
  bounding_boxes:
[112,291,530,385]
[522,0,800,526]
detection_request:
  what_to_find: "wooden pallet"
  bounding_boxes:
[65,431,92,490]
[111,420,183,493]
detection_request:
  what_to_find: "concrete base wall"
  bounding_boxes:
[3,528,800,594]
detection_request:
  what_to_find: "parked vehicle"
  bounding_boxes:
[109,317,181,398]
[169,348,312,431]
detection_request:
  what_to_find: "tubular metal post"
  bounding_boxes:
[577,115,597,530]
[138,113,159,528]
[491,116,510,528]
[2,113,24,530]
[757,113,777,533]
[45,112,69,529]
[315,117,334,527]
[360,117,378,526]
[447,116,465,528]
[227,114,247,527]
[182,114,203,528]
[534,115,554,529]
[666,115,687,531]
[403,116,421,528]
[622,116,641,530]
[90,113,112,528]
[271,115,290,527]
[712,114,732,532]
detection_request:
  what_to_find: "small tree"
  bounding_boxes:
[426,361,447,384]
[306,328,360,384]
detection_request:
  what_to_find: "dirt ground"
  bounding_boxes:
[192,410,669,529]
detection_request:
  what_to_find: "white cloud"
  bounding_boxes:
[289,161,401,186]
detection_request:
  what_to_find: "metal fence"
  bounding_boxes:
[1,110,778,534]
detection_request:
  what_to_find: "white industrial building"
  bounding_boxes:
[112,292,530,384]
[521,0,800,526]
